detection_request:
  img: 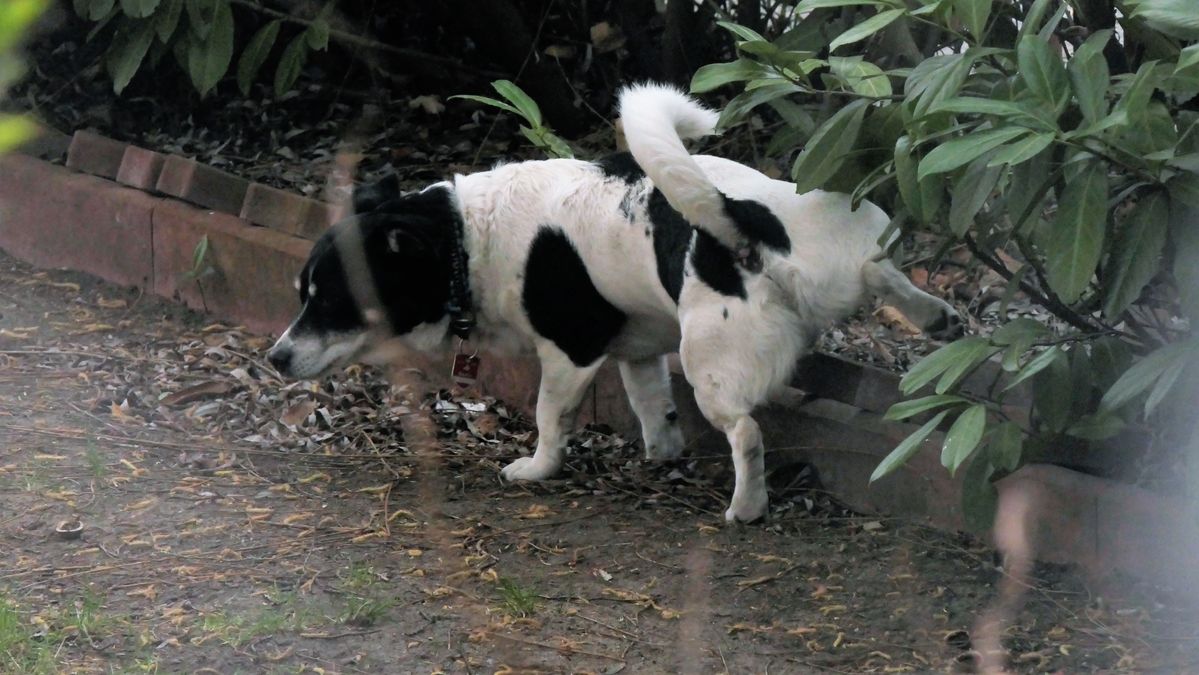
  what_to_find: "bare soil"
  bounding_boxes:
[2,253,1199,674]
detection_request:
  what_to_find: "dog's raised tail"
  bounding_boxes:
[618,84,740,249]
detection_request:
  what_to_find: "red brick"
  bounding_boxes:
[151,199,310,335]
[0,153,155,288]
[156,155,250,215]
[239,183,335,238]
[14,122,71,162]
[998,464,1199,597]
[116,146,166,191]
[301,200,340,239]
[65,130,128,180]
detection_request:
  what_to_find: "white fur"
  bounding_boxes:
[279,84,958,523]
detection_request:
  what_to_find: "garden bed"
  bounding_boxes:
[3,249,1199,673]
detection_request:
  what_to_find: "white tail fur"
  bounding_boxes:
[618,84,741,249]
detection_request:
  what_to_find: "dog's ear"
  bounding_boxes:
[353,174,402,214]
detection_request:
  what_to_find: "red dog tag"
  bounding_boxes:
[451,353,481,387]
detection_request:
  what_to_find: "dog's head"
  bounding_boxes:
[267,180,458,379]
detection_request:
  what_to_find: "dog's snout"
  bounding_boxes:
[267,344,292,373]
[928,311,965,339]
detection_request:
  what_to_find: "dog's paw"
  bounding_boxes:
[644,426,685,461]
[500,456,559,482]
[724,489,769,524]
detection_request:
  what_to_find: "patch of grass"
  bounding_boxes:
[200,590,323,647]
[83,440,107,479]
[338,596,395,628]
[339,563,381,592]
[496,578,538,618]
[0,596,59,674]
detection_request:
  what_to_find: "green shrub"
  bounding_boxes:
[0,0,47,152]
[71,0,334,97]
[701,0,1197,526]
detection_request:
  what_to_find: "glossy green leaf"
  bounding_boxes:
[1132,0,1199,40]
[119,0,158,18]
[305,18,329,51]
[691,58,767,94]
[1018,37,1069,113]
[870,411,949,482]
[106,16,155,94]
[961,453,997,531]
[1015,0,1051,42]
[1178,44,1199,73]
[1034,345,1073,432]
[493,80,542,128]
[1103,191,1168,318]
[829,56,892,97]
[796,0,887,9]
[185,0,231,97]
[918,127,1027,179]
[236,19,279,97]
[718,81,802,129]
[154,0,182,41]
[941,404,986,475]
[87,0,115,21]
[829,8,904,52]
[952,0,989,42]
[185,0,214,39]
[1003,346,1063,391]
[792,99,868,194]
[716,20,768,43]
[986,421,1023,472]
[884,394,969,421]
[451,94,522,117]
[986,132,1054,168]
[1069,29,1111,124]
[1042,160,1107,303]
[1100,338,1199,415]
[1066,412,1126,440]
[894,135,923,222]
[901,337,992,395]
[273,33,307,97]
[948,155,1001,236]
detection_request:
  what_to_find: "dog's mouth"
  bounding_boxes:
[268,331,368,380]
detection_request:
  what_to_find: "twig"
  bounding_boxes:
[491,633,625,662]
[473,510,605,540]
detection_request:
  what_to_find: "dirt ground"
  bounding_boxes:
[1,249,1197,674]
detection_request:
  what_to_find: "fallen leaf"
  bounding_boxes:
[409,95,445,115]
[280,399,317,426]
[874,306,922,336]
[160,381,233,406]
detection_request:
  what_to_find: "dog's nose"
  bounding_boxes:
[929,311,965,340]
[267,345,291,373]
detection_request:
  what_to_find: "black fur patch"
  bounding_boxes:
[352,173,402,214]
[722,194,791,252]
[294,186,460,342]
[594,152,646,184]
[522,227,626,366]
[646,189,693,303]
[691,229,746,298]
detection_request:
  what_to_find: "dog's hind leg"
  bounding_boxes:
[679,300,806,523]
[619,356,685,460]
[501,343,604,482]
[862,260,963,338]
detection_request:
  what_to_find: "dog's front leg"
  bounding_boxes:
[501,344,604,482]
[619,356,685,460]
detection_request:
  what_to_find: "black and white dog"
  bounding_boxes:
[267,84,961,522]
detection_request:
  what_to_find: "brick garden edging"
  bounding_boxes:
[2,127,1195,598]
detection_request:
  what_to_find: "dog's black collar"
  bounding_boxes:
[446,205,475,340]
